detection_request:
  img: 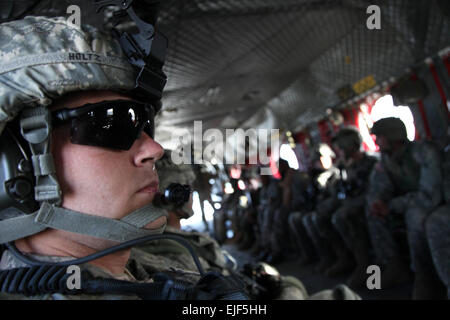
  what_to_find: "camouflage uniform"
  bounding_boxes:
[425,204,450,299]
[0,247,204,300]
[302,209,336,272]
[0,16,137,133]
[366,141,443,266]
[367,118,444,296]
[250,176,269,254]
[139,226,311,300]
[302,167,341,273]
[329,153,377,278]
[135,226,361,300]
[150,154,312,299]
[258,177,282,254]
[302,127,377,279]
[138,226,229,275]
[287,171,318,262]
[425,142,450,298]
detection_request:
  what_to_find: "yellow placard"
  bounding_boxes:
[352,75,377,94]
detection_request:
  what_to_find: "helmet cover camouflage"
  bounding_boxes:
[0,16,137,134]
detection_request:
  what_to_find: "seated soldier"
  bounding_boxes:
[301,146,341,274]
[255,173,283,262]
[327,127,378,287]
[288,167,321,264]
[304,128,377,283]
[425,131,450,299]
[148,151,362,300]
[367,118,445,299]
[268,159,295,265]
[250,172,271,257]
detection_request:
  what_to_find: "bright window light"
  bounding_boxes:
[237,179,246,190]
[181,191,203,228]
[203,200,215,222]
[320,155,333,170]
[239,195,248,208]
[280,143,299,170]
[318,143,334,170]
[224,182,234,194]
[181,193,215,229]
[370,95,416,141]
[214,202,222,210]
[230,166,241,179]
[358,112,377,151]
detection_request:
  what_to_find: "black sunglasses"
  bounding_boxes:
[52,100,156,150]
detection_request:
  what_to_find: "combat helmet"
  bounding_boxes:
[331,126,362,154]
[371,117,407,142]
[0,2,170,245]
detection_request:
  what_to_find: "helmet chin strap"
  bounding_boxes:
[20,106,61,205]
[0,106,168,244]
[0,201,168,244]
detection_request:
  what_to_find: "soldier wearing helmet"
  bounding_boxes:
[327,126,378,287]
[0,14,167,298]
[0,6,364,301]
[299,143,341,275]
[305,126,377,288]
[366,117,445,299]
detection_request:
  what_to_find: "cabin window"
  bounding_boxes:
[280,144,299,170]
[181,191,215,229]
[369,94,416,141]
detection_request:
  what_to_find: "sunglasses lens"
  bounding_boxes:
[69,102,154,150]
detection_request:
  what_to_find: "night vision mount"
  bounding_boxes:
[93,0,168,111]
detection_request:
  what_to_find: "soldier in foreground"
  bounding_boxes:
[0,11,194,299]
[0,10,249,299]
[0,13,361,300]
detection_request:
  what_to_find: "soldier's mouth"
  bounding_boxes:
[137,181,159,194]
